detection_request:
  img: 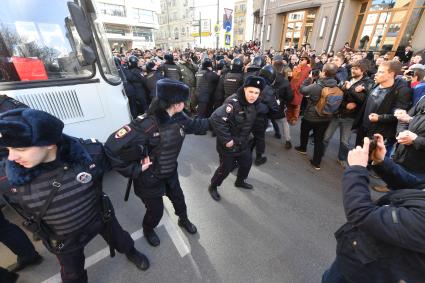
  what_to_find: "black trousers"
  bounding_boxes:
[211,150,253,187]
[0,210,38,261]
[55,215,134,283]
[139,172,188,233]
[252,119,267,156]
[299,119,330,166]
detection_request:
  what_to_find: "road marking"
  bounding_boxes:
[41,208,190,283]
[160,208,191,257]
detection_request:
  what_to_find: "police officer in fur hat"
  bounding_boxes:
[208,76,266,201]
[0,109,149,283]
[105,78,209,247]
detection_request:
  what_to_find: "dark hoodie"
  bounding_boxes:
[300,77,338,122]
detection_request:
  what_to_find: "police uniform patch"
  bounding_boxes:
[226,104,233,113]
[76,172,92,184]
[180,128,185,137]
[115,125,131,139]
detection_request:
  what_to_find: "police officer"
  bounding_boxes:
[0,109,149,283]
[0,95,43,283]
[214,58,245,110]
[253,65,280,165]
[145,60,164,103]
[208,76,266,201]
[123,55,149,117]
[194,58,219,118]
[105,78,209,247]
[161,53,182,81]
[244,55,265,80]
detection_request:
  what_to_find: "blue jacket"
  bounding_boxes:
[333,159,425,282]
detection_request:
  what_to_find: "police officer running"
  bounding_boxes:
[0,109,149,283]
[105,78,209,247]
[208,76,266,201]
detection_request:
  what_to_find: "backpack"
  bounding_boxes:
[315,86,344,116]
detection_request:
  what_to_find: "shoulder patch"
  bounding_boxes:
[115,125,132,139]
[226,104,233,113]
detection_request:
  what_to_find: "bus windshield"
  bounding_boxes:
[0,0,93,82]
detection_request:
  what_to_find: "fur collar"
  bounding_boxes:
[6,134,94,186]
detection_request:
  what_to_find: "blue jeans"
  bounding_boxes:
[323,117,354,161]
[322,258,349,283]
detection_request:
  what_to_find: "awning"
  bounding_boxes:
[273,2,321,14]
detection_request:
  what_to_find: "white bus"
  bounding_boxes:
[0,0,131,141]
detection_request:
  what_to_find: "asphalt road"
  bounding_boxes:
[0,124,372,283]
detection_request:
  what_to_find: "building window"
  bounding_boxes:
[174,27,179,39]
[133,8,155,24]
[181,27,186,37]
[281,9,316,49]
[133,27,153,42]
[351,0,424,52]
[105,26,126,36]
[98,2,126,17]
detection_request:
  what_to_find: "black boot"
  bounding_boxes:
[208,185,221,201]
[178,218,197,234]
[254,154,267,166]
[126,248,150,271]
[8,253,43,272]
[143,230,160,247]
[0,269,19,283]
[235,179,253,190]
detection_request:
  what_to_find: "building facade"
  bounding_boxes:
[155,0,194,50]
[93,0,159,51]
[261,0,425,54]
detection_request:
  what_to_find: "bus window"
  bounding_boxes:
[0,0,94,82]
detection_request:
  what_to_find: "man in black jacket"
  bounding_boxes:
[323,59,373,167]
[353,61,411,155]
[253,65,279,165]
[391,98,425,178]
[208,76,266,201]
[322,134,425,283]
[272,57,294,148]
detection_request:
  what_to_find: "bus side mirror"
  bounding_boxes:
[82,45,96,65]
[67,2,93,45]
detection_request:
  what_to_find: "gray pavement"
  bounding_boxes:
[0,124,370,283]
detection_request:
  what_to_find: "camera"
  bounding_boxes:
[369,137,378,153]
[311,69,320,77]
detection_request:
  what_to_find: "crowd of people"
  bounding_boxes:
[0,39,425,283]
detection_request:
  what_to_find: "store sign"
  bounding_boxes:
[191,19,211,37]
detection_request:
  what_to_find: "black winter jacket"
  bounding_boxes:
[339,76,374,119]
[393,98,425,173]
[353,78,412,138]
[273,73,293,119]
[334,160,425,282]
